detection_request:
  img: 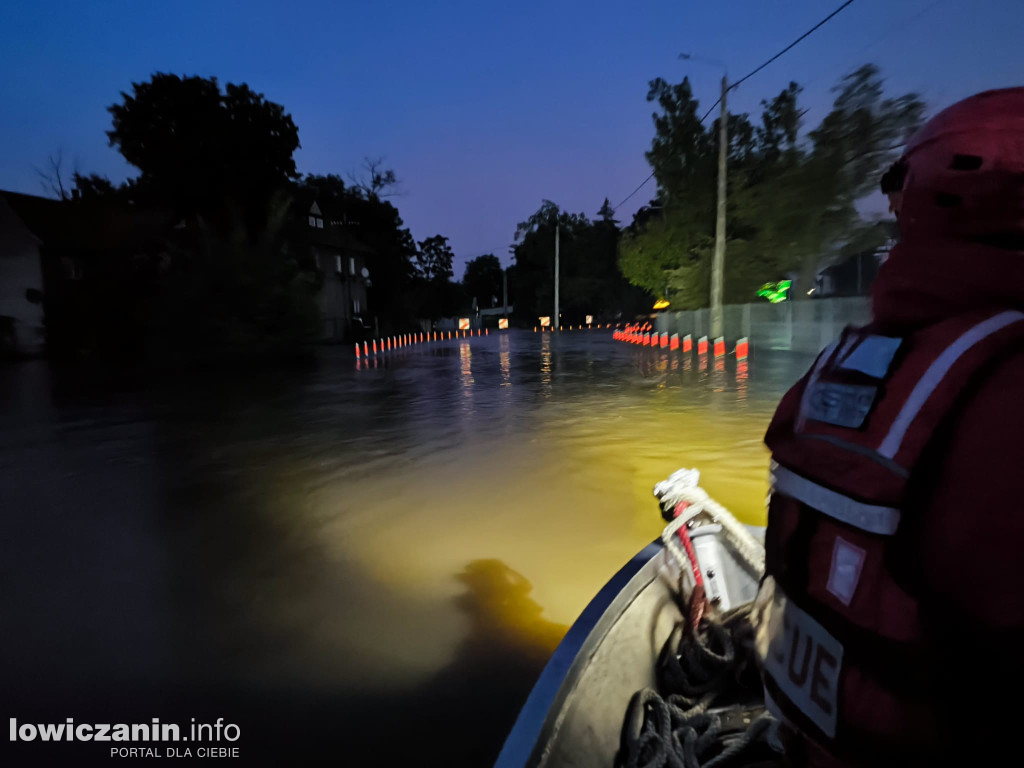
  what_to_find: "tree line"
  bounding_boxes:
[45,61,921,365]
[52,73,518,366]
[619,64,923,308]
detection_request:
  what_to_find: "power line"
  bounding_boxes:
[799,0,952,94]
[730,0,857,91]
[614,0,858,211]
[614,172,656,210]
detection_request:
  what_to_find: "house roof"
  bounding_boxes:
[304,198,374,254]
[0,190,175,253]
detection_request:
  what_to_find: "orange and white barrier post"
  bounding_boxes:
[714,337,726,357]
[355,343,361,359]
[670,333,679,350]
[697,336,708,355]
[683,334,692,352]
[735,337,749,360]
[660,332,668,349]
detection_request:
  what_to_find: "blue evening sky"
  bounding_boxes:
[2,0,1021,273]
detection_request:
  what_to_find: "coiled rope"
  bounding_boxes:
[619,472,778,768]
[620,598,775,768]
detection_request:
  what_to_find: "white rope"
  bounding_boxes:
[654,469,766,577]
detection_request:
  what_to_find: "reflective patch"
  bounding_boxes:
[838,334,902,379]
[796,340,841,432]
[760,584,843,739]
[826,537,866,607]
[805,381,878,428]
[772,466,901,535]
[878,309,1024,458]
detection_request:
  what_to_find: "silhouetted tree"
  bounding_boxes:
[512,200,646,324]
[106,73,300,228]
[152,190,319,367]
[463,254,503,308]
[71,173,121,201]
[415,235,455,282]
[35,150,71,200]
[348,157,399,200]
[620,64,923,308]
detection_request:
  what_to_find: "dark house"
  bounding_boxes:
[816,241,895,298]
[0,193,46,356]
[0,190,174,359]
[302,200,373,341]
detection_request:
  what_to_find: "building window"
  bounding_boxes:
[336,255,343,274]
[349,256,356,275]
[353,299,361,315]
[308,215,316,227]
[309,215,324,228]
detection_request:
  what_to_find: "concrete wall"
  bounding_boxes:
[654,297,872,354]
[0,197,45,356]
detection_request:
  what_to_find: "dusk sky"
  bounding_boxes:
[3,0,1021,274]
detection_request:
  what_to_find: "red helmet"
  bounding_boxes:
[893,87,1024,246]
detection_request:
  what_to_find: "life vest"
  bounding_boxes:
[755,307,1024,763]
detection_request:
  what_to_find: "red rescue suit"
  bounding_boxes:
[756,307,1024,764]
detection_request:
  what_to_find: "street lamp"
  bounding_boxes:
[680,53,729,340]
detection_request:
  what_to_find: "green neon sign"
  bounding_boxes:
[756,280,792,304]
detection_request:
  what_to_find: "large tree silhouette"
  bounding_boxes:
[106,73,300,227]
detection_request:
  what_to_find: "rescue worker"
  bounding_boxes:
[756,87,1024,766]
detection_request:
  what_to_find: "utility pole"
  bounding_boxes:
[710,74,728,340]
[503,267,508,317]
[554,223,560,330]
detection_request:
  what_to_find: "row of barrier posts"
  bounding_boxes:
[612,323,749,360]
[355,327,492,360]
[532,324,614,332]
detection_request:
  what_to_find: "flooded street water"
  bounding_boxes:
[1,330,812,764]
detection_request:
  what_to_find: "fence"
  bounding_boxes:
[653,297,871,354]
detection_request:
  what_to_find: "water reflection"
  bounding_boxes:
[460,341,474,390]
[540,334,552,395]
[0,332,813,764]
[500,334,511,387]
